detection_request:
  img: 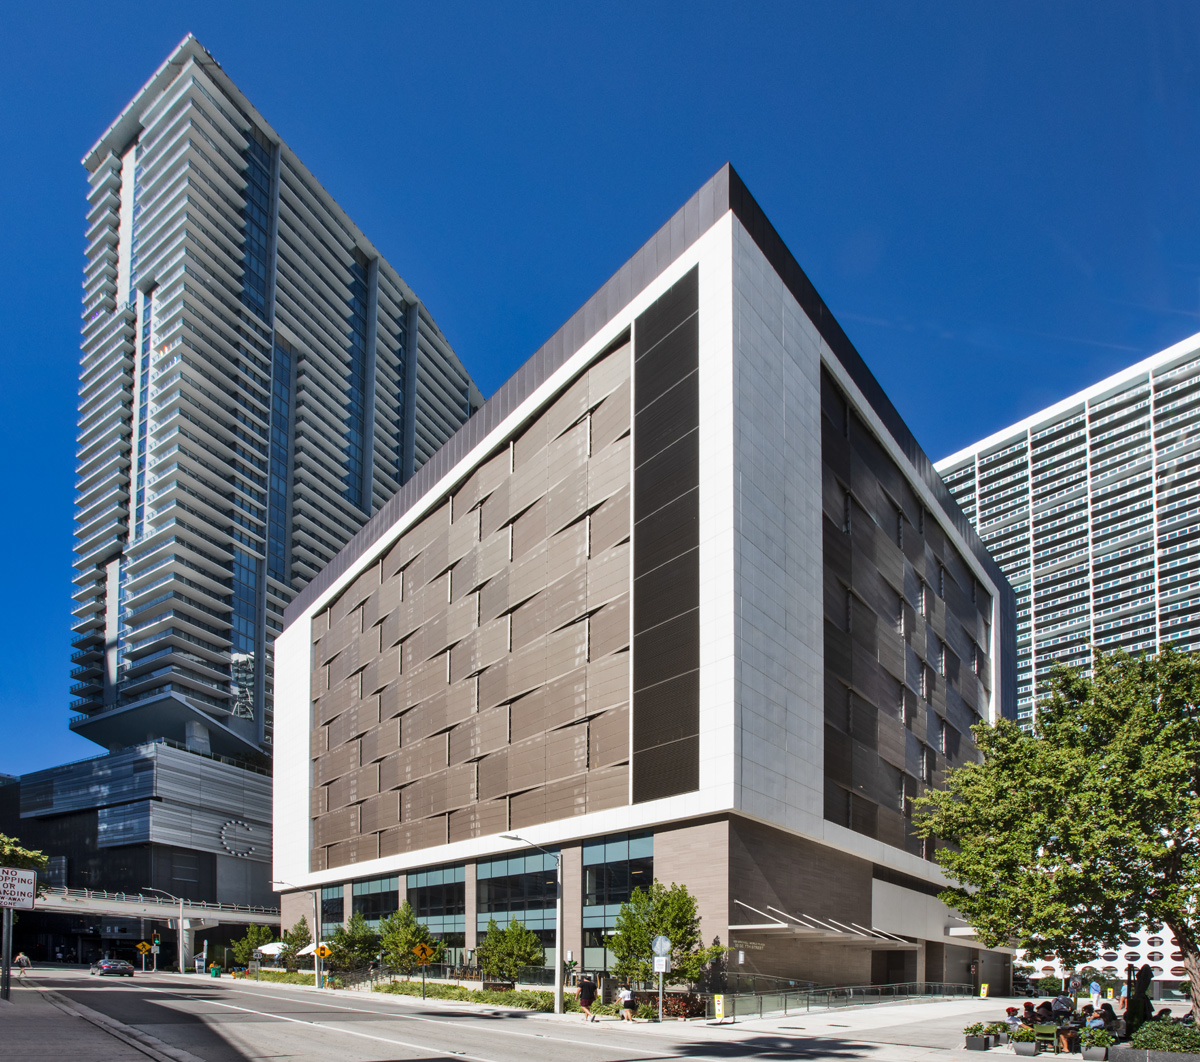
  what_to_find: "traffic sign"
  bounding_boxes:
[0,868,36,910]
[653,955,671,974]
[315,944,331,959]
[651,935,671,957]
[137,942,151,954]
[412,943,435,961]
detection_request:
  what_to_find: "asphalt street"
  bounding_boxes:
[21,968,1017,1062]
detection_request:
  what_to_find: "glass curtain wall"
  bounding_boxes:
[407,864,466,963]
[351,875,399,931]
[477,850,560,969]
[582,832,653,972]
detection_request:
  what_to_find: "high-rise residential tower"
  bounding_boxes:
[71,35,481,760]
[936,333,1200,724]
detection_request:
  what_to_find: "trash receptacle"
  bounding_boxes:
[209,965,221,978]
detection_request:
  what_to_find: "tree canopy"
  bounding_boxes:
[0,834,48,872]
[326,910,379,970]
[378,902,443,973]
[231,924,275,966]
[280,915,312,972]
[608,879,723,984]
[912,646,1200,1012]
[475,918,543,982]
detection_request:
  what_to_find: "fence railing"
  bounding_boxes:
[705,981,977,1022]
[45,886,279,916]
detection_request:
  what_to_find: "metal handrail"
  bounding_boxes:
[45,886,279,916]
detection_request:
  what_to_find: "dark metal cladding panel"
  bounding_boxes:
[632,270,701,804]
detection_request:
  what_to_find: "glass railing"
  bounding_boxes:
[704,981,977,1022]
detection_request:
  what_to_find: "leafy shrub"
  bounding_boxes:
[1080,1028,1114,1049]
[253,970,317,985]
[984,1023,1009,1037]
[1038,976,1064,993]
[660,992,706,1018]
[964,1023,986,1037]
[375,980,569,1013]
[1011,1027,1036,1043]
[1131,1020,1200,1053]
[637,1001,658,1020]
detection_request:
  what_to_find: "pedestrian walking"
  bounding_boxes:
[14,951,32,980]
[1091,979,1103,1011]
[578,974,597,1022]
[618,982,636,1022]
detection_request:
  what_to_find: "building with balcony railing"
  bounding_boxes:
[70,34,481,760]
[936,333,1200,725]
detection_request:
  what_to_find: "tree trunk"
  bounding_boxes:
[1164,919,1200,1018]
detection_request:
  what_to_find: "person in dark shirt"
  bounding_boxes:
[578,975,597,1022]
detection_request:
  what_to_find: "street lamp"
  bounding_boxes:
[501,833,563,1015]
[141,887,186,974]
[272,880,323,989]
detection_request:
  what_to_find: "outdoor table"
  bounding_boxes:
[1056,1024,1081,1054]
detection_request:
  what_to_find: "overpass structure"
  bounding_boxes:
[36,887,281,968]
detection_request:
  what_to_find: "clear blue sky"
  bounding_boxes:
[2,1,1198,774]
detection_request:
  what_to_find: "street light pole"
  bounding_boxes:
[501,833,563,1015]
[142,887,186,973]
[273,880,322,989]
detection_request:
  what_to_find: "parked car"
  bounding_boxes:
[90,959,135,977]
[1012,975,1036,997]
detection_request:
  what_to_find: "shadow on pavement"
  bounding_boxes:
[661,1033,869,1059]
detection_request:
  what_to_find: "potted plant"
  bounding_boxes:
[965,1023,990,1051]
[1080,1027,1114,1061]
[1011,1026,1038,1056]
[985,1022,1011,1046]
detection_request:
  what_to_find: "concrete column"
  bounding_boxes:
[185,721,211,754]
[342,883,353,928]
[561,843,583,972]
[464,863,477,951]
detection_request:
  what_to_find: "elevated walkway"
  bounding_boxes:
[37,887,280,927]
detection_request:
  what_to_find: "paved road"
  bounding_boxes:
[23,969,1021,1062]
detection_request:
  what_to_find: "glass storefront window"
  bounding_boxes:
[320,885,343,939]
[352,875,399,930]
[408,864,466,962]
[476,851,560,968]
[581,831,653,972]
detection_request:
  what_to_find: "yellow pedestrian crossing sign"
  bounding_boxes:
[315,944,331,959]
[413,943,435,963]
[136,941,151,954]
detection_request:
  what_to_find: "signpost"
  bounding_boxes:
[413,942,434,999]
[651,935,672,1023]
[314,944,331,990]
[0,868,36,1001]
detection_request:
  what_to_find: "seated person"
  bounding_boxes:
[1022,1002,1038,1024]
[1052,993,1075,1017]
[1034,1001,1056,1024]
[1005,1007,1024,1027]
[1098,1004,1125,1037]
[1155,1008,1174,1021]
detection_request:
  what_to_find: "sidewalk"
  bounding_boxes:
[0,977,200,1062]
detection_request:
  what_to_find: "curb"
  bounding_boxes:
[36,981,206,1062]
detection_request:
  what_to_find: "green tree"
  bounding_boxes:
[231,924,275,966]
[475,918,544,982]
[0,834,48,872]
[280,915,312,972]
[378,902,444,973]
[326,910,378,970]
[912,646,1200,1014]
[609,880,724,984]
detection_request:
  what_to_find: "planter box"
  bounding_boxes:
[1083,1049,1109,1061]
[1014,1043,1038,1056]
[966,1036,990,1051]
[1110,1047,1200,1062]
